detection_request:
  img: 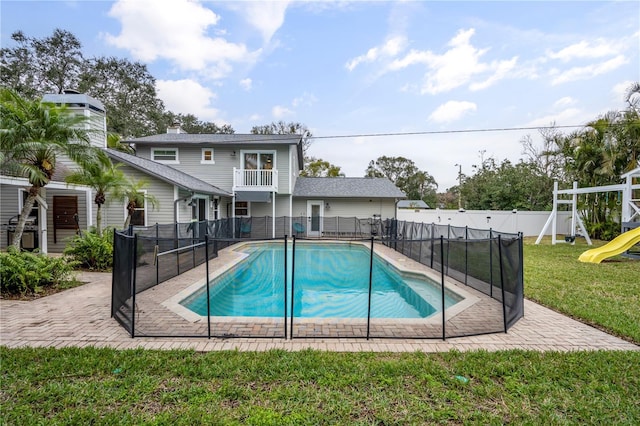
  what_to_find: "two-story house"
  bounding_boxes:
[106,126,404,238]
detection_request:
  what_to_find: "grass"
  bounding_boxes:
[524,236,640,344]
[1,235,639,423]
[1,347,639,424]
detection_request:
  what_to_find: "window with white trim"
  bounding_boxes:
[235,201,250,217]
[201,148,215,164]
[151,148,179,163]
[125,191,147,226]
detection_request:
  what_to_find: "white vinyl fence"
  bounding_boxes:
[397,209,573,237]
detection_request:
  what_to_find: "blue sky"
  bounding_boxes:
[2,1,638,190]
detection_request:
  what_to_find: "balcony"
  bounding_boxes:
[233,168,278,192]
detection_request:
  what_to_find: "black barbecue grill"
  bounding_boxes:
[5,215,39,250]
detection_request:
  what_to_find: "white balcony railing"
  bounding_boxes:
[233,168,278,192]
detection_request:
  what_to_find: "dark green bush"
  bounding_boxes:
[63,229,113,271]
[0,247,79,295]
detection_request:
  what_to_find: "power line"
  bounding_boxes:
[308,124,594,140]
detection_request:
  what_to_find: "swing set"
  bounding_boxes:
[535,167,640,246]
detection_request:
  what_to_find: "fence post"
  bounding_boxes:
[290,235,296,339]
[440,235,446,341]
[205,234,211,339]
[430,224,434,269]
[464,226,468,285]
[155,223,159,285]
[284,235,288,340]
[366,237,374,340]
[489,228,494,298]
[498,235,508,333]
[131,234,138,338]
[111,229,117,318]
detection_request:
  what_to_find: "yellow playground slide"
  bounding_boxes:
[578,227,640,264]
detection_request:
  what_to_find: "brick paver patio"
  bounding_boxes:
[1,262,637,352]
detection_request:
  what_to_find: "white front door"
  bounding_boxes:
[306,200,324,237]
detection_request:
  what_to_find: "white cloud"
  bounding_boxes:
[429,101,477,124]
[272,105,293,118]
[240,78,253,91]
[346,35,408,71]
[547,39,623,62]
[469,57,518,91]
[292,92,317,107]
[238,1,290,43]
[550,55,628,85]
[526,108,583,128]
[612,80,635,101]
[553,97,576,108]
[386,28,517,94]
[156,79,222,122]
[104,0,258,77]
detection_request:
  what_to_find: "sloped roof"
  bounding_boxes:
[293,177,405,198]
[125,133,302,145]
[105,149,230,196]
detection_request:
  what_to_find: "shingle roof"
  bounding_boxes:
[105,149,230,196]
[293,177,405,198]
[125,133,302,145]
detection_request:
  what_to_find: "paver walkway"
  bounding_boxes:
[1,269,637,352]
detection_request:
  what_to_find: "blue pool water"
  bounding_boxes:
[180,242,461,319]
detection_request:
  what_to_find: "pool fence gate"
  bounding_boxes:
[112,216,524,340]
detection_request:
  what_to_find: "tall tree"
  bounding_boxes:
[78,57,165,138]
[0,88,93,248]
[459,158,554,211]
[251,121,312,155]
[365,156,437,203]
[159,112,235,134]
[65,151,127,236]
[301,157,344,177]
[0,29,83,98]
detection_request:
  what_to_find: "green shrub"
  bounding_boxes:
[63,229,113,271]
[0,247,78,295]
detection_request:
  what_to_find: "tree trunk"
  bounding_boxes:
[11,187,39,250]
[96,204,102,237]
[123,214,131,230]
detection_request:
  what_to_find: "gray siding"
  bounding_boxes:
[292,198,396,219]
[134,144,294,194]
[0,185,20,251]
[102,165,175,228]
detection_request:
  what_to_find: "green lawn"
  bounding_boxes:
[524,237,640,344]
[1,347,639,425]
[1,236,639,424]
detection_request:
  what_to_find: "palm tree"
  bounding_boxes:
[0,88,93,249]
[65,151,126,236]
[107,132,134,154]
[116,178,158,229]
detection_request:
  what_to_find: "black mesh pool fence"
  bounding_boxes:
[111,217,524,339]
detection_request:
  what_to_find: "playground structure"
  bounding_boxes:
[536,166,640,259]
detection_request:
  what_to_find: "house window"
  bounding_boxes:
[201,148,215,164]
[235,201,249,217]
[126,192,147,226]
[242,151,275,170]
[152,148,179,163]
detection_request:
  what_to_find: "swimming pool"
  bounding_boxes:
[180,242,463,319]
